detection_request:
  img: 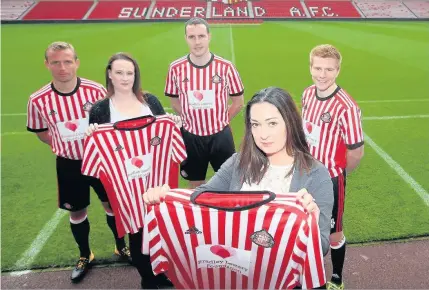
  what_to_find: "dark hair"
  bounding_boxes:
[238,87,313,185]
[105,52,146,104]
[185,17,210,34]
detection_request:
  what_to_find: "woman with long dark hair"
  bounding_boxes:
[86,52,176,289]
[144,87,334,256]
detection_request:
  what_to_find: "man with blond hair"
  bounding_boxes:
[301,44,364,290]
[26,41,130,283]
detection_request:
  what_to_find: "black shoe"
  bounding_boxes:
[70,251,94,283]
[115,246,132,264]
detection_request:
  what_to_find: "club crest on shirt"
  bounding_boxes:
[82,102,93,112]
[212,74,222,84]
[150,136,161,146]
[250,229,275,248]
[302,105,307,111]
[321,112,332,123]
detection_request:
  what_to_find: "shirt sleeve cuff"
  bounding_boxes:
[230,90,244,97]
[27,127,48,133]
[347,141,364,150]
[165,92,179,98]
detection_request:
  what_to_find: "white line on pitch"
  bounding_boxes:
[363,115,429,120]
[358,99,429,103]
[364,132,429,207]
[14,209,67,270]
[229,24,236,65]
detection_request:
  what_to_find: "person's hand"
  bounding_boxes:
[86,123,99,137]
[166,113,182,127]
[297,188,320,217]
[143,184,170,205]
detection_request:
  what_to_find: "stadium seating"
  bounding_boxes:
[250,1,307,18]
[354,0,418,18]
[5,0,429,21]
[88,1,152,19]
[305,1,361,17]
[400,0,429,17]
[210,1,251,18]
[23,0,93,20]
[150,1,207,19]
[1,0,34,20]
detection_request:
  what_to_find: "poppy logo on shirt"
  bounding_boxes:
[193,91,204,102]
[82,102,93,112]
[64,120,79,132]
[150,136,161,146]
[131,157,144,169]
[210,245,235,259]
[305,122,313,134]
[321,112,332,123]
[212,74,222,84]
[250,229,275,248]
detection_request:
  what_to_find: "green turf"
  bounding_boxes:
[2,21,429,271]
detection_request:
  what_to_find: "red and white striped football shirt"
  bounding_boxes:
[26,77,107,160]
[81,115,187,238]
[145,189,326,289]
[164,53,244,136]
[301,85,364,178]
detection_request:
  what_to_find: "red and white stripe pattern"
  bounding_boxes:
[301,85,364,178]
[26,78,107,160]
[81,116,187,238]
[145,189,326,289]
[165,54,244,136]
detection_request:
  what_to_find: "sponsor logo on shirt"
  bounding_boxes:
[196,244,251,276]
[124,154,152,181]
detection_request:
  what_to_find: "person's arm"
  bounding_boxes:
[36,131,51,145]
[27,98,50,146]
[226,64,244,121]
[228,94,244,120]
[306,165,334,256]
[164,65,182,115]
[346,145,364,173]
[170,97,182,115]
[143,154,239,205]
[340,106,364,173]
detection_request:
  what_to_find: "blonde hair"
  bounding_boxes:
[45,41,77,61]
[310,44,342,67]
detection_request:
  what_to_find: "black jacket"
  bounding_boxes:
[89,93,165,124]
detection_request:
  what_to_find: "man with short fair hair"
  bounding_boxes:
[165,17,245,188]
[27,41,131,283]
[301,44,364,290]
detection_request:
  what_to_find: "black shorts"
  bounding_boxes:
[180,126,235,181]
[56,156,108,212]
[331,171,347,234]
